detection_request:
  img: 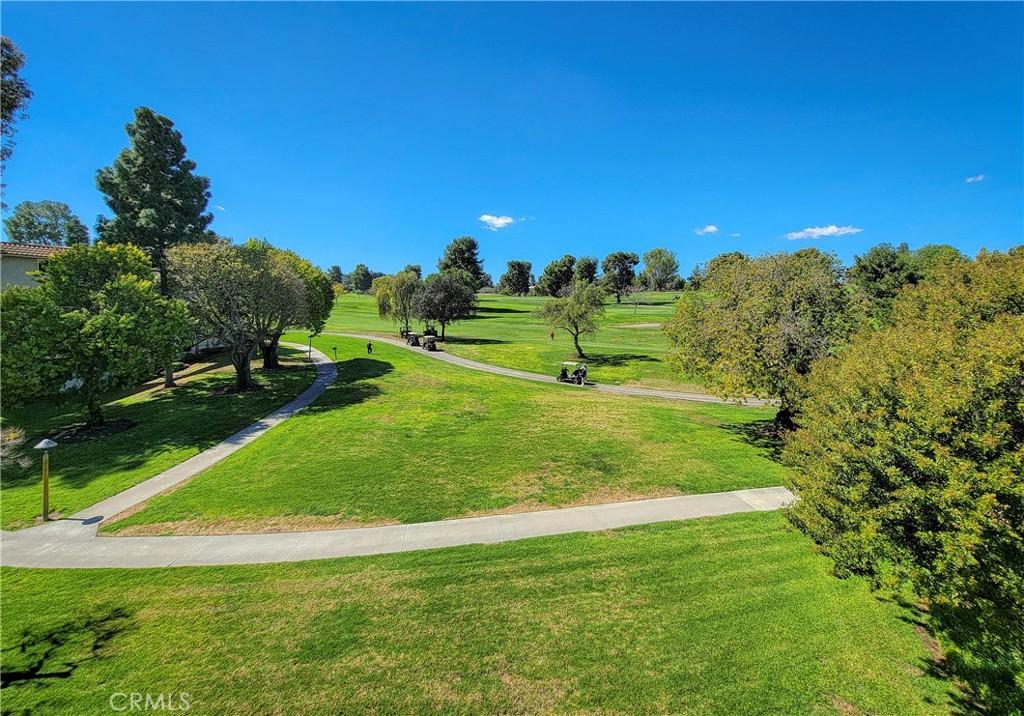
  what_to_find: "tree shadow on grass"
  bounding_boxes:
[876,593,1003,715]
[473,306,531,314]
[442,336,510,346]
[720,419,785,461]
[303,357,392,414]
[1,363,324,500]
[585,353,660,368]
[1,606,133,691]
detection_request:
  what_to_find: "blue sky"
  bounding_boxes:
[2,2,1021,277]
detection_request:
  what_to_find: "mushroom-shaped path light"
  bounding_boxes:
[33,439,58,521]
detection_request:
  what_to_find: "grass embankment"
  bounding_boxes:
[1,512,956,715]
[326,291,701,390]
[106,335,783,535]
[0,348,314,529]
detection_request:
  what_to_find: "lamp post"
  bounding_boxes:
[33,438,58,521]
[308,334,313,359]
[332,346,338,361]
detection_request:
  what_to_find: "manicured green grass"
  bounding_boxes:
[1,512,956,715]
[107,335,784,535]
[0,349,314,529]
[326,291,700,390]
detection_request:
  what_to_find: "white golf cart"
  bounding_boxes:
[556,361,588,385]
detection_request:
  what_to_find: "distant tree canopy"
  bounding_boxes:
[848,242,970,325]
[785,248,1023,712]
[573,256,599,284]
[413,272,476,339]
[601,251,639,303]
[328,265,343,284]
[498,260,532,296]
[538,254,576,296]
[536,280,606,358]
[4,200,89,246]
[641,248,679,290]
[0,243,189,425]
[913,243,966,275]
[349,263,375,292]
[847,242,920,321]
[438,236,488,290]
[402,264,422,279]
[665,248,848,425]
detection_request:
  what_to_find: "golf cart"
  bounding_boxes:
[556,361,588,385]
[423,335,438,352]
[406,332,421,347]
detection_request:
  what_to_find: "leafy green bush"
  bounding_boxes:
[785,248,1024,712]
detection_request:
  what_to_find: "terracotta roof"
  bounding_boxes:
[0,243,71,259]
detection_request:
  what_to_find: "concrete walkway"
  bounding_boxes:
[0,487,794,568]
[0,337,791,570]
[333,333,770,406]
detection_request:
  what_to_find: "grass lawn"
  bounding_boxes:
[1,511,957,715]
[106,335,785,535]
[326,291,701,390]
[0,348,314,530]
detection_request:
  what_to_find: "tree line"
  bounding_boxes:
[495,248,681,301]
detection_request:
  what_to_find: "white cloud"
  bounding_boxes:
[730,232,741,238]
[694,224,719,235]
[214,205,227,212]
[785,224,863,240]
[479,214,515,231]
[965,174,985,184]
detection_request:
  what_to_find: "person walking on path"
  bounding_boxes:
[367,340,373,355]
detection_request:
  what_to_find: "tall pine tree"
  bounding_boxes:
[96,107,213,387]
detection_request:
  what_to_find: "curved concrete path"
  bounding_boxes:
[334,333,770,406]
[0,339,792,569]
[0,487,794,568]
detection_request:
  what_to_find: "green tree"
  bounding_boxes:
[665,248,848,426]
[1,36,33,206]
[256,242,335,368]
[704,251,749,283]
[0,243,189,425]
[438,236,487,289]
[4,200,89,245]
[573,256,598,284]
[350,263,374,292]
[328,265,343,284]
[498,260,532,296]
[403,264,422,279]
[538,254,576,296]
[641,248,679,291]
[913,243,966,277]
[169,241,304,391]
[0,285,65,406]
[535,280,606,358]
[847,242,921,323]
[96,106,214,387]
[413,272,476,339]
[374,269,421,333]
[600,252,639,303]
[784,248,1024,713]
